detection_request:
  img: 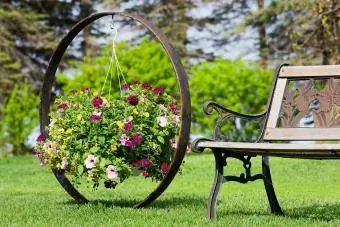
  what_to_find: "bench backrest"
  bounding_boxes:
[263,65,340,141]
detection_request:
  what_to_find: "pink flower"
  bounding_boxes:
[127,95,138,106]
[61,157,68,170]
[124,122,133,132]
[169,103,178,113]
[90,114,101,122]
[139,159,152,168]
[106,165,119,180]
[157,116,167,127]
[133,133,143,145]
[85,154,99,169]
[92,97,104,108]
[171,139,177,149]
[172,115,180,124]
[160,162,169,174]
[153,86,164,95]
[39,159,46,167]
[120,134,134,147]
[141,83,151,90]
[36,134,47,143]
[58,103,68,110]
[141,170,149,177]
[121,84,130,90]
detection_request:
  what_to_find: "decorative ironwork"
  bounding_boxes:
[278,78,340,128]
[220,154,265,184]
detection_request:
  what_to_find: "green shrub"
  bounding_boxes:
[190,59,273,141]
[0,84,39,155]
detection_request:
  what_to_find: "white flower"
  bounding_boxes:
[106,165,119,180]
[124,116,133,123]
[92,111,102,116]
[159,104,168,113]
[171,139,177,149]
[61,157,68,170]
[172,115,180,124]
[157,116,167,127]
[85,154,99,169]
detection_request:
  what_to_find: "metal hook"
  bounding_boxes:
[110,14,118,41]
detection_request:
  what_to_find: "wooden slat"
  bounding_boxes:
[266,78,287,128]
[197,141,340,151]
[264,128,340,141]
[279,65,340,78]
[195,141,340,158]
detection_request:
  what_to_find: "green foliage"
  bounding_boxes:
[0,84,39,155]
[35,84,179,189]
[58,39,178,97]
[190,59,273,140]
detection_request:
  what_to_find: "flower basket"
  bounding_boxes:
[37,12,190,208]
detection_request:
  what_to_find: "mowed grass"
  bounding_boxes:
[1,153,340,226]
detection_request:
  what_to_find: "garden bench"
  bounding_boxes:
[191,64,340,220]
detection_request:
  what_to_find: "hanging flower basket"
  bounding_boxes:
[38,12,190,208]
[35,83,180,189]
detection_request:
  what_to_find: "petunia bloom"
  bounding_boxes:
[92,97,104,108]
[170,139,177,149]
[139,159,151,168]
[124,116,133,123]
[121,84,130,90]
[85,154,99,169]
[160,162,169,174]
[172,115,180,124]
[120,134,134,147]
[36,134,47,143]
[141,83,151,90]
[169,103,178,113]
[61,157,68,170]
[58,103,68,110]
[106,165,119,180]
[90,114,101,122]
[141,170,149,177]
[159,104,167,113]
[157,116,167,127]
[133,133,143,145]
[153,86,164,95]
[127,95,138,106]
[124,122,133,132]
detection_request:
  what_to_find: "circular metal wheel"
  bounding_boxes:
[40,11,191,208]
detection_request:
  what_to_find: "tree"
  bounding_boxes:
[240,0,340,65]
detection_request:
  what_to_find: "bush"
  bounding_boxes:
[190,59,273,141]
[0,84,39,155]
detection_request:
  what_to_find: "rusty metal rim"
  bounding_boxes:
[40,11,191,208]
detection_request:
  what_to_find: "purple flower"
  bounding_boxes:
[142,83,151,90]
[120,134,134,147]
[36,134,47,143]
[90,114,101,122]
[169,103,178,113]
[133,133,143,145]
[92,97,104,108]
[141,170,149,177]
[127,95,139,106]
[139,159,151,168]
[153,86,164,95]
[160,162,169,174]
[124,122,133,132]
[121,84,130,90]
[58,103,68,110]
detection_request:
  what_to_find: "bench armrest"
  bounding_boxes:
[203,101,267,120]
[202,101,267,144]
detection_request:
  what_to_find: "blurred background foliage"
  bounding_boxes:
[0,0,339,155]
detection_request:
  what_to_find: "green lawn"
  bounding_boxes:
[1,153,340,226]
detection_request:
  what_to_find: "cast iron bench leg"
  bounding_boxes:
[207,150,224,220]
[262,156,283,215]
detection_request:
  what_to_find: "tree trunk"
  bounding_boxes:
[257,0,268,68]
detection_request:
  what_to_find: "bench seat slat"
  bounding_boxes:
[279,65,340,78]
[197,141,340,158]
